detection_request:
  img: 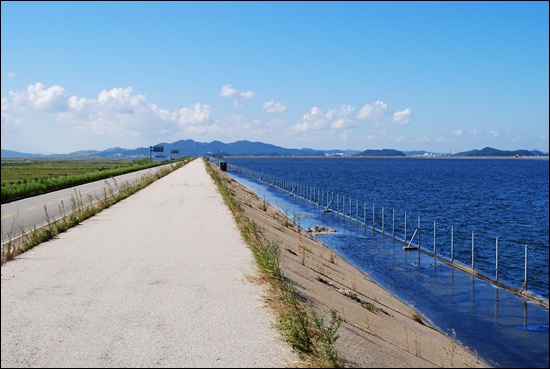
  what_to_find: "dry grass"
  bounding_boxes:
[205,159,343,368]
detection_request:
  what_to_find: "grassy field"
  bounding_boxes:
[2,158,190,262]
[1,157,151,183]
[1,157,189,203]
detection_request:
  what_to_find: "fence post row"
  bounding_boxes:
[223,161,536,300]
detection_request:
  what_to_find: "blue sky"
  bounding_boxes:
[1,1,548,154]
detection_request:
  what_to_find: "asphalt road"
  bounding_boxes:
[1,163,177,245]
[1,158,297,368]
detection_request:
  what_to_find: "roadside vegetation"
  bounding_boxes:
[1,158,191,263]
[1,157,187,204]
[205,159,343,368]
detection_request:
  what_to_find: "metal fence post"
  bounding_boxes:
[373,204,375,230]
[404,212,407,242]
[451,225,454,262]
[382,206,385,234]
[418,216,421,249]
[433,220,436,256]
[471,231,475,269]
[523,245,527,291]
[496,237,499,282]
[392,209,395,238]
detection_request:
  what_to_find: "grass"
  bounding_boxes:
[205,159,343,368]
[1,157,188,204]
[1,159,190,263]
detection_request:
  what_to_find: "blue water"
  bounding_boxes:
[219,157,549,368]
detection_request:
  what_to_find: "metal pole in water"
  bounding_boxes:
[523,245,527,291]
[373,204,375,230]
[349,197,352,222]
[433,220,436,256]
[364,202,367,226]
[404,212,407,242]
[418,216,421,250]
[471,231,475,269]
[451,225,454,262]
[382,206,384,234]
[356,199,359,222]
[343,194,345,216]
[495,237,499,282]
[392,209,395,238]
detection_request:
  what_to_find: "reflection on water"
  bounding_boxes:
[229,172,549,368]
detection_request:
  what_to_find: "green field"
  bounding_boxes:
[1,157,188,203]
[1,157,150,184]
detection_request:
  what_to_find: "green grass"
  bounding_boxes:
[1,157,188,203]
[205,159,343,368]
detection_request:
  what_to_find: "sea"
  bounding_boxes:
[216,156,549,368]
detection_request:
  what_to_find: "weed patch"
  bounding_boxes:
[206,159,343,368]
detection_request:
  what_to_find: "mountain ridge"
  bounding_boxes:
[1,141,547,158]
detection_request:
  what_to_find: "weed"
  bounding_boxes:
[412,311,423,324]
[360,301,375,312]
[206,160,344,368]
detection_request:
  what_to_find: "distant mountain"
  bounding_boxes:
[354,149,405,157]
[1,143,547,158]
[527,150,547,157]
[454,147,536,157]
[1,149,43,157]
[137,139,328,157]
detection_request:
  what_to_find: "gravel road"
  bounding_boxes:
[1,158,297,368]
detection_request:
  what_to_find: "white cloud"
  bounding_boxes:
[392,108,412,125]
[357,100,388,122]
[10,82,68,112]
[1,98,23,132]
[6,82,218,145]
[453,129,463,136]
[67,95,88,111]
[174,103,212,125]
[219,84,255,99]
[292,106,326,132]
[330,118,346,129]
[7,72,17,78]
[96,87,149,115]
[292,105,355,133]
[330,105,355,129]
[263,99,286,113]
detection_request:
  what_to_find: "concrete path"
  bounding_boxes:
[1,158,297,368]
